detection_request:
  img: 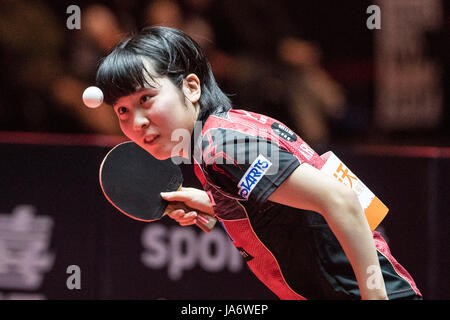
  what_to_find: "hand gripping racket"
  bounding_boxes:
[99,141,217,233]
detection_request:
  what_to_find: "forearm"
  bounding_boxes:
[323,195,388,300]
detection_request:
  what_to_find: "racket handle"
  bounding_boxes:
[168,202,217,233]
[194,213,217,233]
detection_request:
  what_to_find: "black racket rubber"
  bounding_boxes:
[100,141,183,221]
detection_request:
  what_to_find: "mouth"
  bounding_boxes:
[143,134,159,145]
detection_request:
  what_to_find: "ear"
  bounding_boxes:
[183,73,201,104]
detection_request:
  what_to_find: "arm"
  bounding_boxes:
[268,163,388,300]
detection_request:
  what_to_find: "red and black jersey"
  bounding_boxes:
[192,109,421,299]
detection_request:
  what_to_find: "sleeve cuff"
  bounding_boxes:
[253,157,301,206]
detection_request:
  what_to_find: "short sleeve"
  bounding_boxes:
[201,128,301,206]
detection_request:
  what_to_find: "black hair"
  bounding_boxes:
[96,26,232,122]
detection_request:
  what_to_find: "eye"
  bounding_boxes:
[117,106,128,115]
[140,94,153,104]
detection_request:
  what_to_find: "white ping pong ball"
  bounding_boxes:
[82,86,104,108]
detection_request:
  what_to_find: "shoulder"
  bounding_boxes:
[192,109,328,205]
[202,109,271,134]
[199,109,324,168]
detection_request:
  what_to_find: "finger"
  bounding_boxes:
[180,219,197,226]
[177,211,197,225]
[167,209,186,219]
[160,191,194,202]
[177,213,197,226]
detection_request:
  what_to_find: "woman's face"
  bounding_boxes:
[113,62,200,160]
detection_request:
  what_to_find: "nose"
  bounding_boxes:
[133,110,150,131]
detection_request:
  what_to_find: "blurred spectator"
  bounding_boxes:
[0,0,74,132]
[182,0,235,83]
[277,37,347,148]
[142,0,236,99]
[178,0,345,149]
[0,1,122,134]
[206,0,295,58]
[53,4,125,135]
[144,0,184,29]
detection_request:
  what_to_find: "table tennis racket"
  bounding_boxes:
[99,141,217,233]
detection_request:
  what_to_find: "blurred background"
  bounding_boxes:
[1,0,448,148]
[0,0,449,300]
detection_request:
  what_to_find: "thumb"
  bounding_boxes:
[160,191,192,202]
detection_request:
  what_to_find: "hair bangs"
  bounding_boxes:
[96,46,155,106]
[95,26,232,119]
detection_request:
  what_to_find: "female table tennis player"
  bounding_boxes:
[95,26,422,300]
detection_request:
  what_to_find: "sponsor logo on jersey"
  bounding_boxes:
[236,247,254,262]
[237,154,272,199]
[271,122,297,142]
